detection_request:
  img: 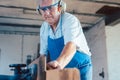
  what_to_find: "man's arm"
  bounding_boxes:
[47,41,76,69]
[57,41,76,69]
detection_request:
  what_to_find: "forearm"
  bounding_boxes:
[56,41,76,69]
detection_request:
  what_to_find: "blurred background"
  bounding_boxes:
[0,0,120,80]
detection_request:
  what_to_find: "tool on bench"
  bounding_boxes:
[0,63,37,80]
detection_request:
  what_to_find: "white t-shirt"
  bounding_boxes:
[40,12,91,56]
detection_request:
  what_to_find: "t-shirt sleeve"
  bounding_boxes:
[63,15,83,48]
[40,23,48,55]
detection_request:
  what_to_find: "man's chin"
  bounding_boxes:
[47,21,54,25]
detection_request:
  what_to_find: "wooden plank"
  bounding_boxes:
[39,55,46,80]
[29,57,40,80]
[30,56,80,80]
[46,68,80,80]
[30,55,46,80]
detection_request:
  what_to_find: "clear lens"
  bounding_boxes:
[37,1,59,12]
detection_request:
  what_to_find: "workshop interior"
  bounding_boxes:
[0,0,120,80]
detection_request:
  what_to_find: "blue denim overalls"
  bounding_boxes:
[47,15,92,80]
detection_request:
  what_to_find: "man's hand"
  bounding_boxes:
[47,60,63,70]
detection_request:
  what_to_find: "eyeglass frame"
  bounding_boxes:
[37,1,59,14]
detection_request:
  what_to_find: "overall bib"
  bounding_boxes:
[47,15,92,80]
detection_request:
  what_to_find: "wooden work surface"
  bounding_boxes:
[30,56,80,80]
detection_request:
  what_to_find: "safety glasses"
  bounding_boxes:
[37,1,59,12]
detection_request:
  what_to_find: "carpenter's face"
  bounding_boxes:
[37,0,60,25]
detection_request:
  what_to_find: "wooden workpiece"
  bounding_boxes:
[30,55,80,80]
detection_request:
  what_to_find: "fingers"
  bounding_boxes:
[47,60,62,70]
[47,64,56,70]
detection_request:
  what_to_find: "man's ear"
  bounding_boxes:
[57,5,61,12]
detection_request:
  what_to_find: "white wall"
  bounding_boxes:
[105,23,120,80]
[85,20,108,80]
[0,34,39,75]
[22,35,39,63]
[0,34,22,75]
